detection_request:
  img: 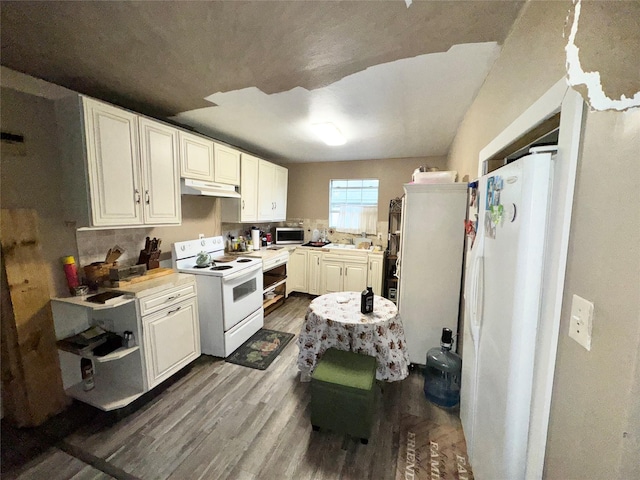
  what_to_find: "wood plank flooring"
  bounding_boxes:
[2,293,467,480]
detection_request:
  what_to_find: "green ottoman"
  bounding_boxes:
[310,348,377,444]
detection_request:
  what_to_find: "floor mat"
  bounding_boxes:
[225,329,294,370]
[396,413,473,480]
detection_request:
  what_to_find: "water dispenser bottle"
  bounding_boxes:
[423,327,462,408]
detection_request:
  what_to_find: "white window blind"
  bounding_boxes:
[329,179,379,234]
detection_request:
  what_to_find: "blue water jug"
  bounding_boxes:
[423,327,462,408]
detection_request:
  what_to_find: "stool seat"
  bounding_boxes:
[310,348,377,444]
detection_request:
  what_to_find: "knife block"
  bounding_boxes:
[137,250,161,270]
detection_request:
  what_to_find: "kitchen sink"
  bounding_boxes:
[302,241,332,247]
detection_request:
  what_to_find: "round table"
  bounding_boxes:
[297,291,410,382]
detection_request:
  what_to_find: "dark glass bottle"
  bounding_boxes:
[423,328,462,408]
[361,286,374,314]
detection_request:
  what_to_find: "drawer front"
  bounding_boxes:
[323,253,368,264]
[139,283,196,316]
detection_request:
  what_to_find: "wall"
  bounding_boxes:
[446,1,640,478]
[0,88,77,297]
[285,155,448,222]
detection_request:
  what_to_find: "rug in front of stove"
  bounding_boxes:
[225,329,295,370]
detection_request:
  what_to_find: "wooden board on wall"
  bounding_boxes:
[1,208,68,426]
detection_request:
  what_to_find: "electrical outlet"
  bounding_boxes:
[569,294,593,350]
[377,233,383,240]
[198,233,205,239]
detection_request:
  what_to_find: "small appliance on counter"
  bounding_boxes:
[275,227,304,245]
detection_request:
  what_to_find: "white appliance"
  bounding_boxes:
[397,182,468,364]
[461,152,553,480]
[173,236,264,357]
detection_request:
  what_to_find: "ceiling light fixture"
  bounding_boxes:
[312,122,346,146]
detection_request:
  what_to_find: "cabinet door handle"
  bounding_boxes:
[135,189,141,204]
[145,190,150,205]
[168,306,182,315]
[242,200,245,210]
[340,267,342,276]
[317,257,319,265]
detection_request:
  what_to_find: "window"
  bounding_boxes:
[329,179,379,234]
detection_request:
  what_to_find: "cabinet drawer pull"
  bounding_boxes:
[166,294,181,302]
[168,306,182,315]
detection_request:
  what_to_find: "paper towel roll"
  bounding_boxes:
[251,229,261,251]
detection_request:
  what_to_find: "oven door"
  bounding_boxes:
[221,263,264,331]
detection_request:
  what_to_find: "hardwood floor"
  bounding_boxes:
[2,293,467,480]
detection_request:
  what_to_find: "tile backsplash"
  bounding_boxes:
[285,218,389,248]
[76,227,153,268]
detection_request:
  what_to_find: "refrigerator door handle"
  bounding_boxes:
[469,254,484,345]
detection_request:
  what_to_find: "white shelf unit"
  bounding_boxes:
[52,296,147,411]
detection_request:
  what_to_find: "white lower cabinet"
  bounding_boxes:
[308,251,323,295]
[287,249,382,296]
[142,296,200,389]
[287,248,308,294]
[368,254,383,296]
[320,253,368,295]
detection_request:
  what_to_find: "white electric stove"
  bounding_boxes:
[173,236,264,357]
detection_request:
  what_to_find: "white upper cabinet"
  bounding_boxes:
[214,143,240,186]
[56,95,182,228]
[83,97,142,226]
[258,159,276,221]
[221,154,285,223]
[138,117,181,225]
[179,134,240,186]
[273,164,288,221]
[240,153,259,222]
[258,159,288,221]
[179,131,215,182]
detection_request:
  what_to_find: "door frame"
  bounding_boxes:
[478,78,585,480]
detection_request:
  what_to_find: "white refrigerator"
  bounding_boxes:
[461,151,553,480]
[397,182,467,364]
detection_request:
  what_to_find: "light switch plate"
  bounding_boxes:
[569,294,593,350]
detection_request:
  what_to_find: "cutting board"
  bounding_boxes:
[113,267,175,286]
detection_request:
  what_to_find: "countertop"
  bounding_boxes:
[51,273,195,308]
[227,243,383,258]
[112,273,195,298]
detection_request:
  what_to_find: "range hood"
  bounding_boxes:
[180,178,240,198]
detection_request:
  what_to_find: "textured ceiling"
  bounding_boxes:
[0,1,525,162]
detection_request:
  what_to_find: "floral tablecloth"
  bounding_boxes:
[297,291,410,382]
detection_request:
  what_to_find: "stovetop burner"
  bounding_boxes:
[237,258,252,263]
[210,265,232,271]
[193,264,210,268]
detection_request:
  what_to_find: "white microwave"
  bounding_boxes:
[275,227,305,245]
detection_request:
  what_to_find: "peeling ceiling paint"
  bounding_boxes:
[171,43,501,162]
[565,0,640,111]
[0,0,525,162]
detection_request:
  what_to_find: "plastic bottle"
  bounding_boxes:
[81,357,95,391]
[360,286,374,314]
[423,328,462,408]
[61,255,80,295]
